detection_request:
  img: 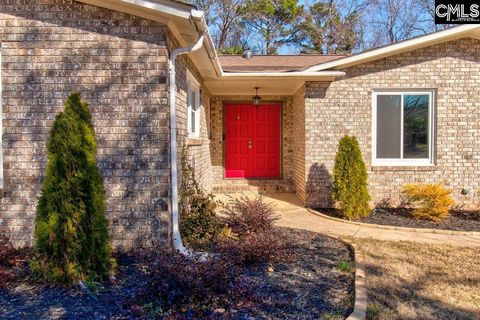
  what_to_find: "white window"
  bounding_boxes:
[187,71,201,138]
[372,90,434,166]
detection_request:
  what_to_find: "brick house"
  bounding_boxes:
[1,0,479,249]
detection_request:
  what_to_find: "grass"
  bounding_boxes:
[352,239,480,320]
[337,260,355,273]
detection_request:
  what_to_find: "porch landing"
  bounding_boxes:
[212,179,294,194]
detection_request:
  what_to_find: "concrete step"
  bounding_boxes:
[212,180,294,194]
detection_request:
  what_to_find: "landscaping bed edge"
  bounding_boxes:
[306,208,480,236]
[327,235,367,320]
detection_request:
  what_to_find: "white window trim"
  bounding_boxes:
[372,90,435,167]
[186,70,201,138]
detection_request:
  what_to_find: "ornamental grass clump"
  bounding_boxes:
[332,135,371,220]
[403,183,455,221]
[32,93,114,285]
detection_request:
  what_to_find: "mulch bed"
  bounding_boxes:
[0,228,354,320]
[318,208,480,232]
[0,253,144,320]
[236,228,354,319]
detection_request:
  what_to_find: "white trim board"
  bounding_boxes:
[371,90,435,167]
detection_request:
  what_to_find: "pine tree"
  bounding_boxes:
[33,93,114,285]
[332,135,371,220]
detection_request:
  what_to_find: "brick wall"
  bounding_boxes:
[305,38,480,209]
[0,0,171,248]
[292,85,306,202]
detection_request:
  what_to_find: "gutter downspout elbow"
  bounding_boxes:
[169,34,205,255]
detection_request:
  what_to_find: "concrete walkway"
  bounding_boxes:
[216,193,480,247]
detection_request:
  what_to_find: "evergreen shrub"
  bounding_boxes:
[32,93,114,285]
[332,135,371,220]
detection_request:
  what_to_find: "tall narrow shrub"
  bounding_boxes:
[33,93,114,285]
[179,146,224,250]
[332,135,371,220]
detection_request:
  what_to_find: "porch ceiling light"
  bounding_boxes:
[253,87,261,106]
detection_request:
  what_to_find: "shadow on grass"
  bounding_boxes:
[363,259,479,320]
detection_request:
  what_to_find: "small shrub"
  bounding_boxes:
[223,195,279,235]
[220,231,290,265]
[332,135,371,220]
[221,196,290,265]
[403,183,455,221]
[32,93,114,285]
[179,146,226,250]
[132,249,253,318]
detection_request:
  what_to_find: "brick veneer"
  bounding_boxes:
[0,0,171,248]
[292,85,306,202]
[304,38,480,209]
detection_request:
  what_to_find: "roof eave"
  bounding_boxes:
[205,71,346,95]
[76,0,223,78]
[219,71,345,79]
[306,25,480,71]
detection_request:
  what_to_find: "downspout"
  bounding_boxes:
[169,34,205,255]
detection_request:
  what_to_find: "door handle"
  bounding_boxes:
[248,139,253,149]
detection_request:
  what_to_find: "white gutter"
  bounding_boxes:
[190,9,223,78]
[169,33,205,255]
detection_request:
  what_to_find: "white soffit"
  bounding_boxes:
[205,79,306,95]
[76,0,223,79]
[76,0,197,45]
[205,74,343,95]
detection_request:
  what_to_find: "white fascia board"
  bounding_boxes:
[220,71,345,79]
[77,0,192,19]
[306,25,480,71]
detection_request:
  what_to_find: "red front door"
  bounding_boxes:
[225,103,281,178]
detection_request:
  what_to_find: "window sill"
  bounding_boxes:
[186,137,205,146]
[371,165,436,172]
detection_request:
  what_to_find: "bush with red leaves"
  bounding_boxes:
[221,195,291,266]
[131,249,254,319]
[223,195,279,234]
[219,231,291,266]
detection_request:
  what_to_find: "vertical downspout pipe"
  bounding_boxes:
[169,34,205,255]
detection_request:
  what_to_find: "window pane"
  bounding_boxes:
[192,90,198,111]
[377,95,401,158]
[190,110,196,133]
[403,95,429,159]
[187,87,192,108]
